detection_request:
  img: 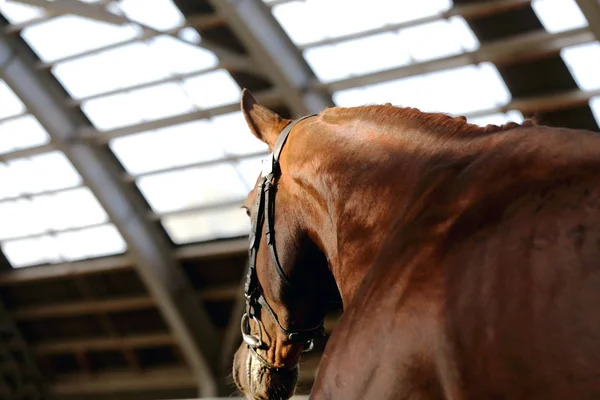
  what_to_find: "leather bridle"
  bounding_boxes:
[240,114,325,371]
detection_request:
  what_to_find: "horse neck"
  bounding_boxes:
[305,121,438,307]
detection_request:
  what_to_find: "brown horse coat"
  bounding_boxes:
[300,107,600,399]
[233,91,600,400]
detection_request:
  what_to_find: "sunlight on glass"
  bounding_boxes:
[468,111,525,127]
[0,152,82,200]
[236,155,268,189]
[181,70,242,109]
[2,235,60,267]
[53,42,171,99]
[0,115,50,154]
[334,63,511,116]
[532,0,587,33]
[0,187,107,241]
[162,206,250,244]
[118,0,184,31]
[561,43,600,91]
[56,224,127,261]
[0,80,26,119]
[21,14,140,62]
[136,163,248,214]
[271,0,451,45]
[2,223,127,268]
[210,112,269,156]
[149,35,218,74]
[81,82,195,131]
[0,1,44,24]
[109,120,226,175]
[304,32,411,82]
[400,17,479,62]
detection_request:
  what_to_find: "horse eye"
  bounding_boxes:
[244,207,251,217]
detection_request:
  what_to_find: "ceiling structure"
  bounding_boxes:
[0,0,599,399]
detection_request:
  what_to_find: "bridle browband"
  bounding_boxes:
[240,114,325,371]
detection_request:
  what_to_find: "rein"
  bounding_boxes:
[240,114,325,370]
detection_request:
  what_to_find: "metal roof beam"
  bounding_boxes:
[206,0,333,116]
[575,0,600,41]
[0,25,225,397]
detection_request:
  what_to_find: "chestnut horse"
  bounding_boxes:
[231,88,600,400]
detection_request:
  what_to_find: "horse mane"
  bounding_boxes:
[325,104,537,138]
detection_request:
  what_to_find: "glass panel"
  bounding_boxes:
[55,224,127,261]
[109,119,226,175]
[0,1,45,24]
[2,224,127,268]
[590,97,600,127]
[399,17,479,62]
[0,80,26,119]
[334,63,511,116]
[468,110,525,127]
[180,70,242,109]
[532,0,588,33]
[162,206,249,244]
[52,42,172,99]
[2,235,61,268]
[304,32,411,82]
[0,187,106,241]
[136,163,248,214]
[0,115,50,154]
[81,82,195,131]
[210,112,269,157]
[118,0,185,31]
[148,35,218,74]
[21,15,140,62]
[561,43,600,91]
[271,0,452,45]
[235,155,267,189]
[0,152,82,200]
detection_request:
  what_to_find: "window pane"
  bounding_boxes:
[136,163,248,214]
[109,120,226,175]
[162,206,249,244]
[0,152,82,200]
[0,115,50,154]
[0,80,26,119]
[22,15,140,62]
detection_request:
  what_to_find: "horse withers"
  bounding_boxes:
[231,88,600,400]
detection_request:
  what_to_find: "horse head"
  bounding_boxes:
[231,89,336,400]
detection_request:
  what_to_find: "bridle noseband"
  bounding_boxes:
[240,114,325,370]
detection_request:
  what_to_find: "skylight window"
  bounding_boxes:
[180,70,242,109]
[0,152,82,200]
[0,1,45,25]
[109,119,227,175]
[162,206,249,244]
[531,0,588,33]
[135,163,248,214]
[0,187,108,241]
[334,63,511,116]
[271,0,452,46]
[0,114,50,154]
[2,223,127,268]
[0,80,26,120]
[21,14,140,62]
[561,42,600,91]
[81,82,195,131]
[118,0,185,31]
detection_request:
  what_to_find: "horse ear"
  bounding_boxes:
[241,88,288,149]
